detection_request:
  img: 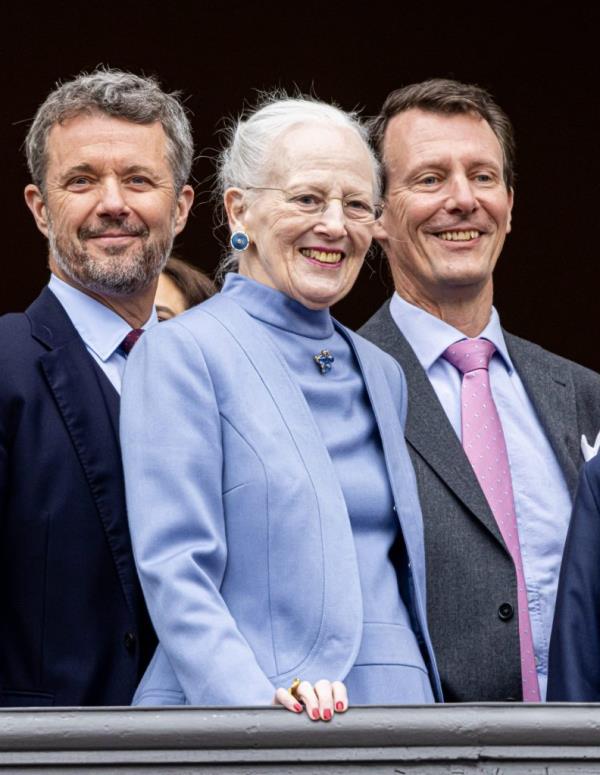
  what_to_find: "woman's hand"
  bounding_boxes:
[273,679,348,721]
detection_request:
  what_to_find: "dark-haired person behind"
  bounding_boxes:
[547,453,600,700]
[121,93,442,718]
[155,256,216,320]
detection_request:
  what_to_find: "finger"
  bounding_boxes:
[296,681,320,721]
[273,687,303,714]
[314,679,334,721]
[331,680,349,713]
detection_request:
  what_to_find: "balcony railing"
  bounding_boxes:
[0,704,599,772]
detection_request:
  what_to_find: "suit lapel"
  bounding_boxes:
[27,288,138,616]
[506,332,580,496]
[361,302,504,545]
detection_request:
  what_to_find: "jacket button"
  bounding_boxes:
[124,632,137,653]
[498,603,514,621]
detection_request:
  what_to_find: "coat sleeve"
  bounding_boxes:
[0,336,17,521]
[547,458,600,700]
[120,319,276,706]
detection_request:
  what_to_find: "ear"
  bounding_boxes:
[24,184,49,237]
[223,188,247,232]
[371,207,391,250]
[506,186,514,234]
[173,184,195,236]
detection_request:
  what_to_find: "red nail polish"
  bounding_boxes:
[294,703,303,713]
[312,709,320,720]
[335,701,344,711]
[323,709,332,720]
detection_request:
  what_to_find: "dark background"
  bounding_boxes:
[3,3,598,370]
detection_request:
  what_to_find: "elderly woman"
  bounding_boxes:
[120,94,442,718]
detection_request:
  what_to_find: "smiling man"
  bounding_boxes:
[360,79,600,702]
[0,69,194,705]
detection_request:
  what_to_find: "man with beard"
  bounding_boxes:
[360,79,600,702]
[0,69,194,706]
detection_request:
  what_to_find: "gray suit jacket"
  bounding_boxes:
[360,300,600,701]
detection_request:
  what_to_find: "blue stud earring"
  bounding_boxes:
[230,230,250,252]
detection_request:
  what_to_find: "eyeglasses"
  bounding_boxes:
[246,187,383,224]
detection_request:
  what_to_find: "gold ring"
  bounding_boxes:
[288,678,302,699]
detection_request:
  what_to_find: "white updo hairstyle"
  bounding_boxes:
[214,90,381,281]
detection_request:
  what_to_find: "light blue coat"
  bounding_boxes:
[120,291,442,705]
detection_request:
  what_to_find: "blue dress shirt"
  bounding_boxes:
[389,292,572,700]
[48,274,157,394]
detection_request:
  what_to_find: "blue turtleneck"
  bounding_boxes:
[222,274,433,703]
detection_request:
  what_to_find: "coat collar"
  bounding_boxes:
[27,286,82,349]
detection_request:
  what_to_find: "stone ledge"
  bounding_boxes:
[0,704,598,772]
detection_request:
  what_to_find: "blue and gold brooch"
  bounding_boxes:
[313,350,334,375]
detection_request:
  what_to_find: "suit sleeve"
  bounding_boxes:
[0,345,15,521]
[547,458,600,700]
[0,392,7,520]
[120,320,276,706]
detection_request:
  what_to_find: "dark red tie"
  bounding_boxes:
[119,328,144,356]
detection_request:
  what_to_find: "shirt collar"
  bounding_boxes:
[221,272,335,339]
[48,274,158,361]
[389,292,514,375]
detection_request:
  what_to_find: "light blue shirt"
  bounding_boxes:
[390,292,572,700]
[48,274,157,394]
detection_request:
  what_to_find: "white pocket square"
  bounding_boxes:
[581,431,600,462]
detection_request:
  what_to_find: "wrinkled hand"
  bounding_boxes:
[273,679,348,721]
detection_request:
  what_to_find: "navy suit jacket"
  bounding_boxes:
[547,454,600,700]
[0,288,155,706]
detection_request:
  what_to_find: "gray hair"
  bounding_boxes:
[215,91,380,281]
[25,67,194,193]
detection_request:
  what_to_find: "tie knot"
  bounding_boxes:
[119,328,144,356]
[442,338,495,375]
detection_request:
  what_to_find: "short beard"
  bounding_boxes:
[48,217,174,297]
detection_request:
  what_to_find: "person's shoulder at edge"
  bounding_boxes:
[122,293,237,390]
[0,310,41,375]
[0,310,30,336]
[134,293,224,347]
[504,329,600,384]
[583,452,600,481]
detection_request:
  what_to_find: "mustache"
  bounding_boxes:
[78,220,149,240]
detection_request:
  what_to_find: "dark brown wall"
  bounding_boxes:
[3,2,598,370]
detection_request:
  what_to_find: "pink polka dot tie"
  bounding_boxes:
[443,338,540,702]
